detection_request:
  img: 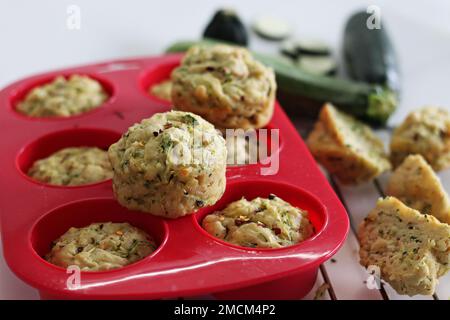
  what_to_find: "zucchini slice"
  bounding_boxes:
[294,39,331,56]
[280,40,300,59]
[296,56,337,76]
[252,16,291,41]
[281,38,332,58]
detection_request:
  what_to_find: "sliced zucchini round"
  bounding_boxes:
[252,16,291,41]
[294,39,331,56]
[280,39,300,59]
[297,56,337,76]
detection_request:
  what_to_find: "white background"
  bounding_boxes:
[1,0,450,299]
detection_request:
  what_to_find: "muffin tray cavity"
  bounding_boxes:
[0,54,348,299]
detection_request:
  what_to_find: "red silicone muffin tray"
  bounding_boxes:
[0,53,349,300]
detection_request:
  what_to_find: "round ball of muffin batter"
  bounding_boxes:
[171,44,276,129]
[108,110,227,218]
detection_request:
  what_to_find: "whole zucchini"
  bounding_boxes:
[343,11,400,93]
[203,9,248,46]
[165,40,397,125]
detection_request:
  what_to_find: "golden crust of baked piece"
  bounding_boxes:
[358,197,450,296]
[390,107,450,171]
[307,103,391,185]
[386,154,450,224]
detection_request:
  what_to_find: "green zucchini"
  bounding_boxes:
[343,11,400,93]
[203,9,248,46]
[165,39,397,125]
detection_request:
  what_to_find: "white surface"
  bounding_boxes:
[1,0,450,300]
[1,0,450,125]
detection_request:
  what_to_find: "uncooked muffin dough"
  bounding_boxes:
[108,110,227,218]
[17,75,108,117]
[390,107,450,171]
[307,103,391,185]
[386,154,450,224]
[150,80,172,101]
[28,147,113,186]
[171,44,276,129]
[202,194,314,248]
[45,222,156,271]
[358,197,450,296]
